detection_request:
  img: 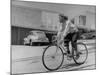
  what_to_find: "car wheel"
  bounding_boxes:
[30,39,32,46]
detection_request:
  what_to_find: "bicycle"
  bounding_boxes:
[42,36,88,71]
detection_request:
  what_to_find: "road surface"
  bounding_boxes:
[11,40,96,74]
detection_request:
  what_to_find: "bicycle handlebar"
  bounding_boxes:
[52,36,65,45]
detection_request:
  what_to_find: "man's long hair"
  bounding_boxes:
[59,14,68,20]
[59,14,68,23]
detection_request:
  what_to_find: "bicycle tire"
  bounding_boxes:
[73,42,88,65]
[42,45,64,71]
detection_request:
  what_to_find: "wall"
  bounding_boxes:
[11,5,60,31]
[11,5,96,31]
[11,26,33,45]
[41,11,59,31]
[74,11,96,30]
[86,12,96,30]
[11,5,42,29]
[41,11,96,31]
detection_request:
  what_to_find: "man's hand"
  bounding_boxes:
[57,36,64,45]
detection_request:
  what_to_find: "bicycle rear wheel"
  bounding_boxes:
[73,42,88,65]
[42,45,64,71]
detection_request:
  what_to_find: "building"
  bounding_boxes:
[11,0,96,45]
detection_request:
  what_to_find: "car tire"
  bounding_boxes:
[29,39,32,46]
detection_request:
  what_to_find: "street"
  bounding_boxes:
[11,40,96,74]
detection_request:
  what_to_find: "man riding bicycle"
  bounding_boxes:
[57,14,80,56]
[42,14,88,71]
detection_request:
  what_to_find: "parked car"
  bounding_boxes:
[24,31,49,46]
[80,32,96,39]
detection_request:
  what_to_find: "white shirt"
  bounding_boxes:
[57,20,78,41]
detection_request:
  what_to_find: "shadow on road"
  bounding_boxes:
[61,63,80,69]
[60,63,95,71]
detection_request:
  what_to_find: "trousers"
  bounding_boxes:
[64,32,79,52]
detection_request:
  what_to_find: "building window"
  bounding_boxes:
[79,15,86,25]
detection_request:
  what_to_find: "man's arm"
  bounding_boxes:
[63,21,70,37]
[57,23,62,37]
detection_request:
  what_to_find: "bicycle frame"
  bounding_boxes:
[52,36,74,55]
[54,39,68,54]
[59,44,67,53]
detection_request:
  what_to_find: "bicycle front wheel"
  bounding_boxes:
[73,42,88,65]
[42,45,64,71]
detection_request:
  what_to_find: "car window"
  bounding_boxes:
[29,32,32,35]
[37,31,46,37]
[29,31,46,37]
[36,31,43,34]
[29,32,33,35]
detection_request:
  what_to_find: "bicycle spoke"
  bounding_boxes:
[73,43,88,64]
[42,45,64,71]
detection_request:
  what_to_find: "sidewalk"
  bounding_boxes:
[12,39,96,62]
[78,39,96,45]
[11,45,46,61]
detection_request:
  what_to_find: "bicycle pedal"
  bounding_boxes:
[63,53,67,55]
[79,52,82,54]
[67,56,72,60]
[76,52,82,56]
[68,55,73,58]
